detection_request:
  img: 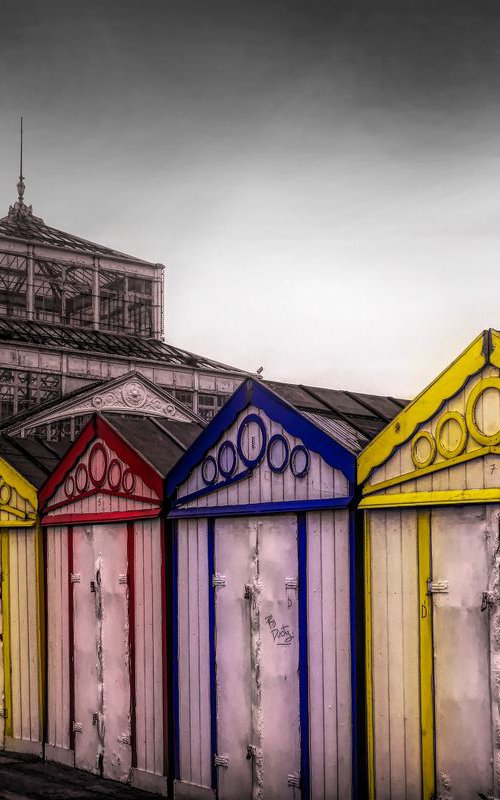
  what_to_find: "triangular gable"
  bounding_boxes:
[4,371,201,437]
[358,329,500,505]
[167,379,355,513]
[0,456,37,524]
[40,414,163,523]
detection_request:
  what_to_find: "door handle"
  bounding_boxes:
[421,603,428,619]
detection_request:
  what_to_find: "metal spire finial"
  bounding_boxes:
[16,117,25,205]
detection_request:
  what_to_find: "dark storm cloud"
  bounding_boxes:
[1,1,499,394]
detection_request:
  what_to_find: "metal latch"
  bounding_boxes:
[92,713,99,726]
[246,745,257,760]
[285,578,298,590]
[244,584,252,599]
[287,774,300,787]
[214,754,229,768]
[72,721,83,733]
[90,581,96,593]
[118,574,128,585]
[427,579,448,594]
[212,574,226,588]
[70,574,81,583]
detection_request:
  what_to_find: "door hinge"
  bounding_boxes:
[214,754,229,768]
[72,721,83,733]
[427,579,448,594]
[285,578,298,590]
[287,773,300,788]
[70,573,81,583]
[482,591,495,611]
[0,708,7,718]
[212,574,226,588]
[118,574,128,585]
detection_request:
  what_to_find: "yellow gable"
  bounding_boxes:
[358,330,500,506]
[0,455,37,525]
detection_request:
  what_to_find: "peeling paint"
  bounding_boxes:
[94,556,105,776]
[249,523,263,800]
[488,509,500,799]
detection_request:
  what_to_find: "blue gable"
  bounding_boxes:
[166,379,356,499]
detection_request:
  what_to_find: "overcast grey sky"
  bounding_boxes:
[1,1,499,398]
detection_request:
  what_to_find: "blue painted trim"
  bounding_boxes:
[349,508,358,799]
[297,512,310,798]
[290,444,310,479]
[217,440,238,479]
[172,521,180,781]
[168,496,352,519]
[266,433,289,474]
[166,379,355,497]
[236,413,267,468]
[173,468,253,508]
[201,455,218,487]
[207,519,217,791]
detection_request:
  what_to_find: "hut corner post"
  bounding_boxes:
[417,509,436,800]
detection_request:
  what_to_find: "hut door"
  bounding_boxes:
[73,524,132,782]
[214,516,301,800]
[430,506,493,799]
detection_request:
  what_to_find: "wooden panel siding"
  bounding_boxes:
[177,405,347,509]
[306,509,352,800]
[176,518,212,790]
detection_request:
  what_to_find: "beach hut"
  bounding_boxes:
[39,409,202,793]
[166,377,404,800]
[358,328,500,800]
[0,436,64,755]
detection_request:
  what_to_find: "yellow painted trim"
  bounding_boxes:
[491,329,500,368]
[0,519,36,527]
[362,445,499,496]
[0,456,37,511]
[0,504,35,521]
[465,377,500,446]
[364,514,375,800]
[358,330,493,484]
[360,488,500,509]
[35,525,45,739]
[411,430,436,469]
[417,511,436,799]
[435,411,467,460]
[1,530,12,737]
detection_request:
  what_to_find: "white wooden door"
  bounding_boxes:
[431,506,493,799]
[73,524,132,782]
[214,515,301,800]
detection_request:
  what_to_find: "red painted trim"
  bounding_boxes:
[127,522,137,769]
[95,416,163,497]
[39,420,96,505]
[42,509,161,527]
[67,526,75,752]
[40,414,164,510]
[160,517,169,776]
[45,489,162,514]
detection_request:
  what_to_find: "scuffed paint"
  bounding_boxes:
[94,555,105,776]
[249,523,263,800]
[439,770,453,800]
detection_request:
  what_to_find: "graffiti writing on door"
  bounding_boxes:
[265,614,295,646]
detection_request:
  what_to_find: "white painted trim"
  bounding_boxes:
[44,743,74,766]
[5,736,43,756]
[174,780,216,799]
[131,768,169,796]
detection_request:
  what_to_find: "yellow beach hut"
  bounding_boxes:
[0,436,65,755]
[358,328,500,800]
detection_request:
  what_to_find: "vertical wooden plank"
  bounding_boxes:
[386,512,406,795]
[371,512,391,799]
[127,522,138,771]
[401,512,421,798]
[197,519,212,789]
[10,530,23,739]
[134,521,146,772]
[322,511,339,796]
[334,510,352,798]
[417,510,435,800]
[26,528,39,741]
[144,521,155,774]
[177,520,192,780]
[187,519,202,782]
[364,513,375,800]
[151,520,164,774]
[35,524,45,743]
[1,530,12,739]
[46,528,56,746]
[306,511,325,799]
